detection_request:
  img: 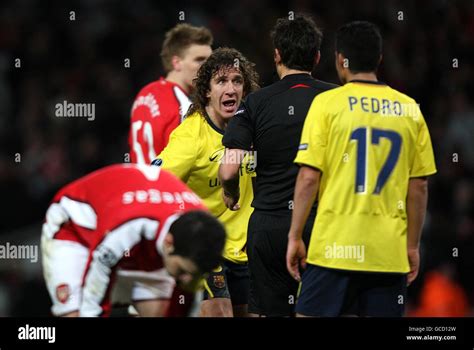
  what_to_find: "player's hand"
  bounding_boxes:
[286,237,307,282]
[407,247,420,286]
[222,190,240,211]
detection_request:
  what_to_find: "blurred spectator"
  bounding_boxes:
[408,264,470,317]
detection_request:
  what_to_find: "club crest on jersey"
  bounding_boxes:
[213,275,226,289]
[56,284,70,304]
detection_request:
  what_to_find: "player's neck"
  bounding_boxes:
[205,106,227,131]
[166,72,190,94]
[278,66,311,80]
[346,72,378,83]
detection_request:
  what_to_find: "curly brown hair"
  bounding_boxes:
[187,47,259,116]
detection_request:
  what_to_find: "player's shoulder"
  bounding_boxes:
[312,83,351,105]
[242,82,275,107]
[245,75,310,104]
[54,164,126,200]
[384,85,418,104]
[172,110,205,137]
[88,164,184,187]
[249,76,337,98]
[131,79,171,119]
[136,78,174,96]
[313,79,339,92]
[80,164,160,182]
[69,164,121,186]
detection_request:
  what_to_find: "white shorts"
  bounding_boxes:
[112,269,175,305]
[42,236,175,316]
[41,237,89,316]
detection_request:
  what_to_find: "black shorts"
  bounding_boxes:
[247,209,314,316]
[296,264,407,317]
[203,259,249,306]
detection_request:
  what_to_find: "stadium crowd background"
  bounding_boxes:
[0,0,472,316]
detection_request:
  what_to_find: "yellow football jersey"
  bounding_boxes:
[295,80,437,273]
[155,110,255,264]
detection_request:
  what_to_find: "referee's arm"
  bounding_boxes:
[219,148,246,211]
[220,102,254,211]
[287,165,321,281]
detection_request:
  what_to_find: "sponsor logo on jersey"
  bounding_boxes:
[209,148,225,162]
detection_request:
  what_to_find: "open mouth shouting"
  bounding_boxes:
[222,98,238,114]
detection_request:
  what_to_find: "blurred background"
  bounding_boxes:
[0,0,472,316]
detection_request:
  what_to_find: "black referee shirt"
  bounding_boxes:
[222,73,337,211]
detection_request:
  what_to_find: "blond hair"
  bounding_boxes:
[160,24,213,72]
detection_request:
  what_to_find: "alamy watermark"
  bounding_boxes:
[220,149,257,169]
[0,242,38,263]
[55,100,95,121]
[18,324,55,343]
[325,242,365,263]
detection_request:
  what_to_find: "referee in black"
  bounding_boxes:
[219,14,337,316]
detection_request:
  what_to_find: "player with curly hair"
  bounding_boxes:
[152,47,259,317]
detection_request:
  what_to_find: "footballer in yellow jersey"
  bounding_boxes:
[156,110,255,264]
[287,22,436,317]
[153,48,259,316]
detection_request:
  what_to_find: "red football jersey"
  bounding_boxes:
[42,164,206,316]
[43,164,204,267]
[129,78,191,165]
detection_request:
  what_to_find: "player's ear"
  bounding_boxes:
[314,50,321,66]
[274,49,281,65]
[163,233,175,254]
[336,52,345,68]
[171,55,182,72]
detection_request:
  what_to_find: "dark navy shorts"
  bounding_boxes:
[203,259,249,306]
[296,264,407,317]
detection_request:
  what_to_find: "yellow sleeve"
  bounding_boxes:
[410,113,437,178]
[294,95,328,172]
[155,121,198,182]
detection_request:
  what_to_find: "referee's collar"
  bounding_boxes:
[348,79,387,86]
[281,73,313,81]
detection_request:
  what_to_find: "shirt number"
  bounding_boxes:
[131,121,156,165]
[350,127,402,194]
